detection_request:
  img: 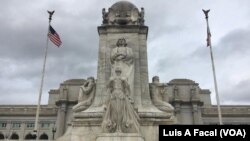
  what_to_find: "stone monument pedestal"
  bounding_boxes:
[55,1,177,141]
[63,107,175,141]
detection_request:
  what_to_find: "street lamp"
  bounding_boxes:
[32,130,37,139]
[52,127,56,140]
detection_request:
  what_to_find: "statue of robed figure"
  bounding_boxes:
[102,68,140,133]
[110,38,135,99]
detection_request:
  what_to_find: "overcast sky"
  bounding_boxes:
[0,0,250,105]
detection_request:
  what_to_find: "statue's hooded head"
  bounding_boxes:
[87,77,95,82]
[116,38,127,47]
[152,76,160,83]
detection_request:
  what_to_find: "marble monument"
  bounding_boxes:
[56,1,175,141]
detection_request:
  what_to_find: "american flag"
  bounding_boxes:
[48,25,62,47]
[206,25,211,47]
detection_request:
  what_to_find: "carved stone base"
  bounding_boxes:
[96,133,144,141]
[72,105,176,126]
[55,105,176,141]
[56,113,175,141]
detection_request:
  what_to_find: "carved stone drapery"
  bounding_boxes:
[110,38,135,99]
[72,77,95,112]
[149,76,174,112]
[102,68,140,133]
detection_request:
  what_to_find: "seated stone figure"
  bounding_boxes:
[149,76,174,112]
[73,77,95,113]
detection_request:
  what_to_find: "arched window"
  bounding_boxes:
[39,133,48,140]
[0,133,4,140]
[10,133,19,140]
[25,133,35,140]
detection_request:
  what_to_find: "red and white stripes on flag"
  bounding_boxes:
[206,25,211,47]
[48,25,62,47]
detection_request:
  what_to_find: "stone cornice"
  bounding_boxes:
[168,79,198,85]
[202,106,250,117]
[199,89,211,94]
[49,89,60,94]
[98,25,148,38]
[55,100,77,106]
[0,105,57,116]
[61,79,85,85]
[171,100,204,106]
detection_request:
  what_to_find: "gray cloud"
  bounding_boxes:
[221,79,250,105]
[0,0,250,105]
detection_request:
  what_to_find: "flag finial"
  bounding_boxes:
[47,10,55,23]
[202,9,210,19]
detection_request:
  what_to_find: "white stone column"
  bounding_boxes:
[55,103,66,138]
[55,87,68,138]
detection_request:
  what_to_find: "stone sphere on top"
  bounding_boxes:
[110,1,137,13]
[102,1,144,25]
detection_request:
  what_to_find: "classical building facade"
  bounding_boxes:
[1,78,250,140]
[1,1,250,141]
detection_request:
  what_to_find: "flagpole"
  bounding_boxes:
[203,9,223,125]
[33,10,55,137]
